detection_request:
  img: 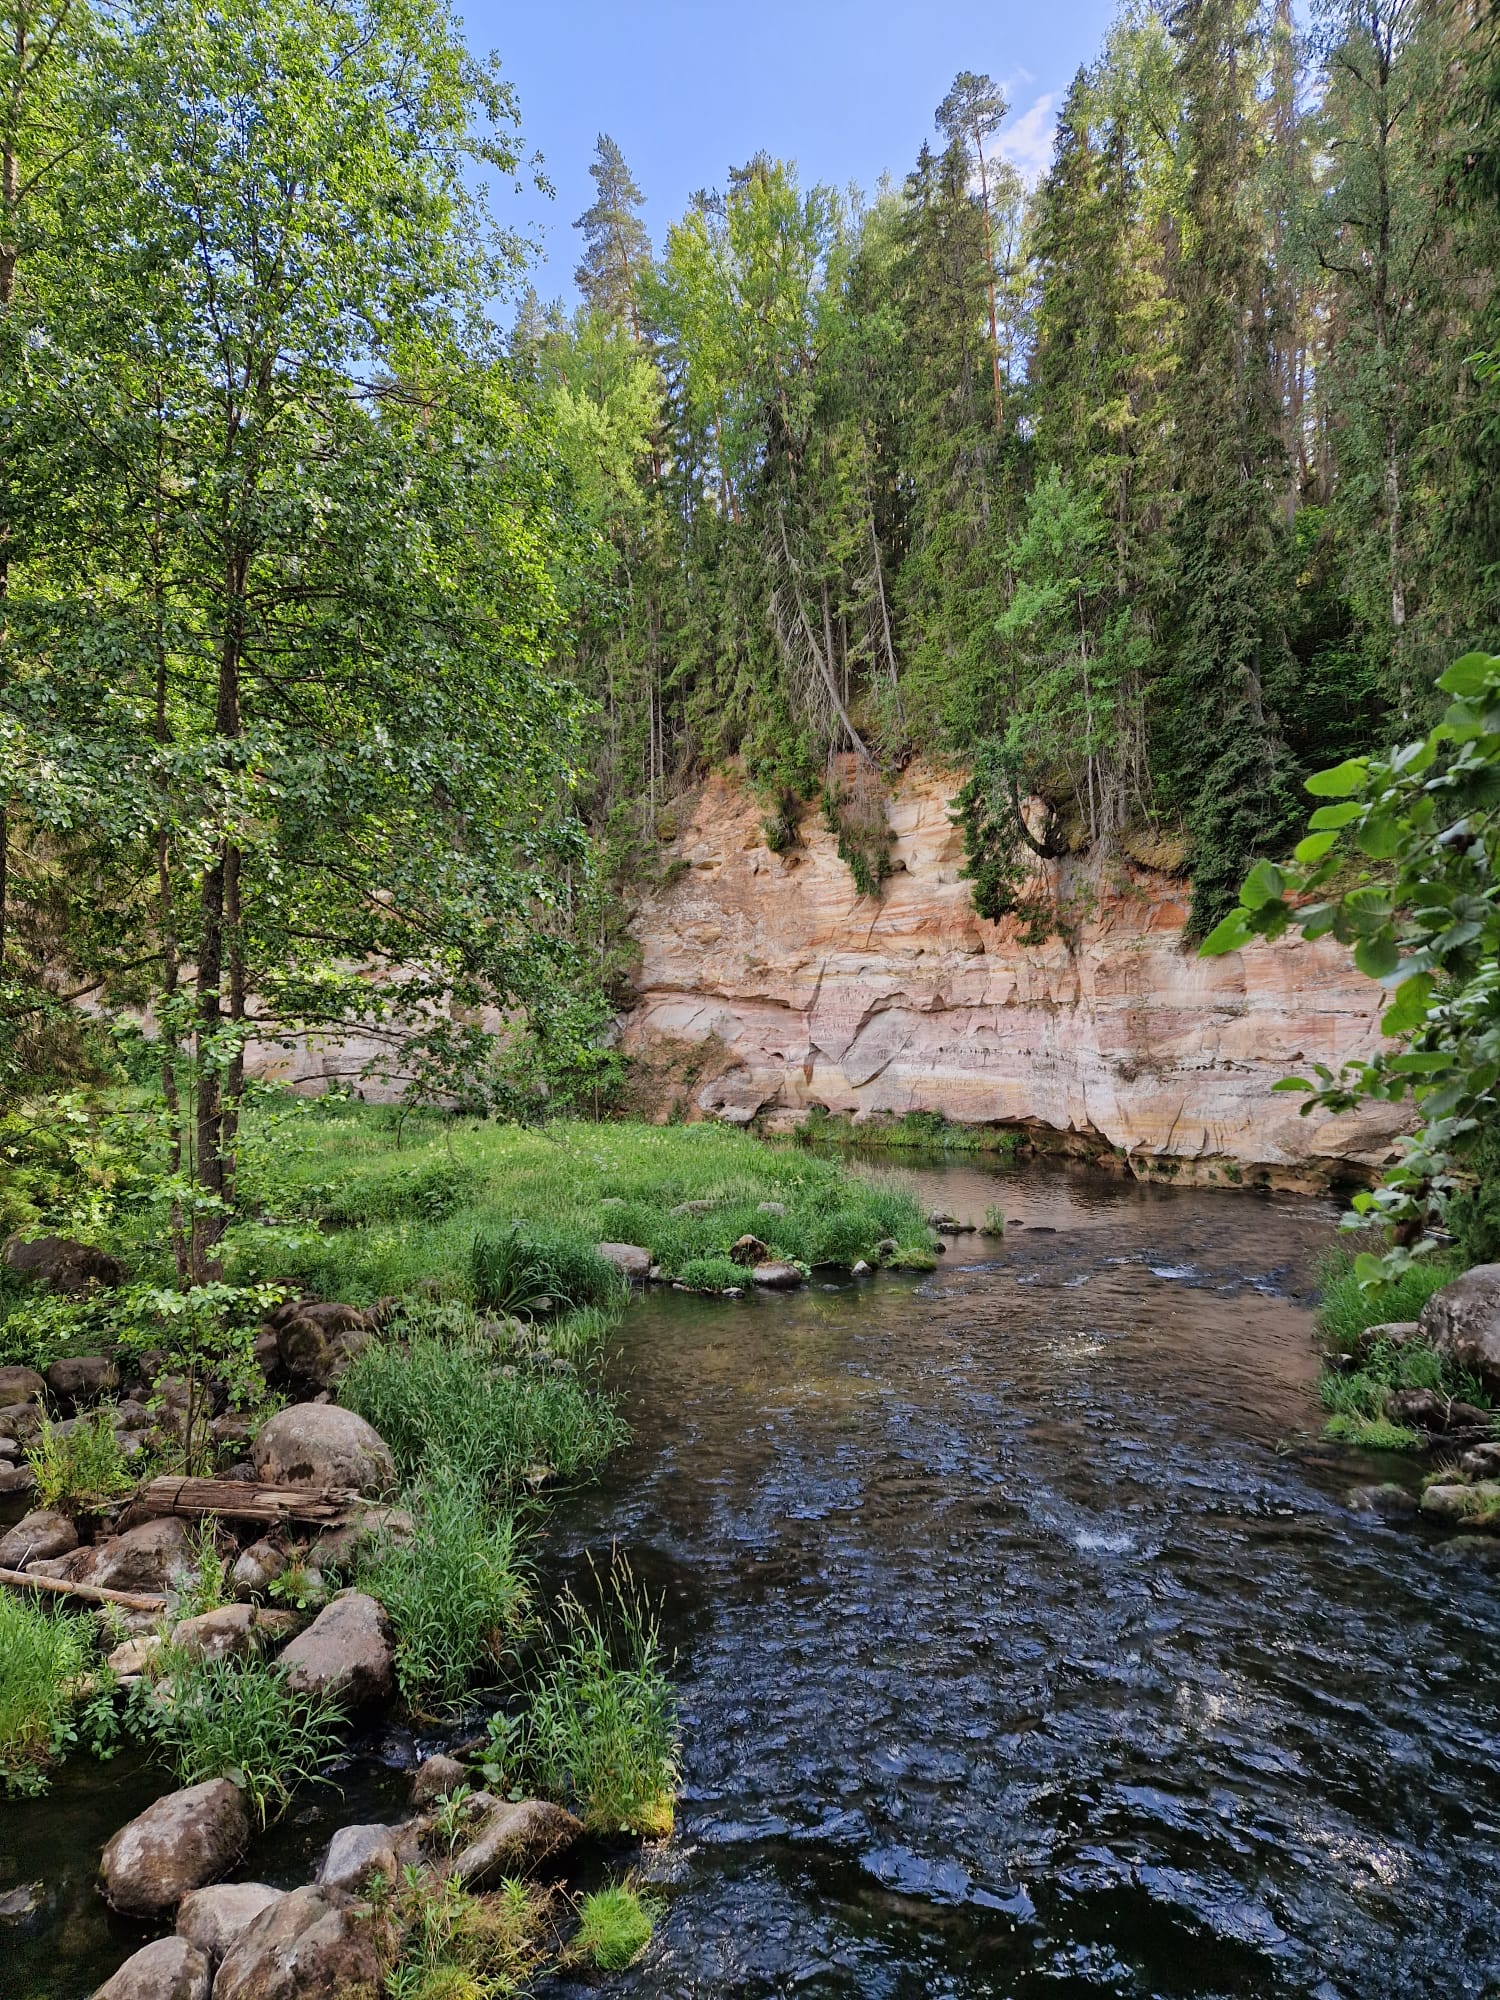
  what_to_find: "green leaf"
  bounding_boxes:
[1307,801,1363,830]
[1305,759,1369,798]
[1388,1051,1455,1073]
[1240,859,1286,910]
[1353,931,1401,979]
[1355,816,1400,860]
[1271,1076,1313,1092]
[1199,911,1253,958]
[1380,974,1433,1036]
[1437,652,1500,698]
[1293,830,1338,864]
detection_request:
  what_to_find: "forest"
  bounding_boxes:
[528,0,1499,943]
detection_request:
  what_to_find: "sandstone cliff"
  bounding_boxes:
[623,763,1407,1186]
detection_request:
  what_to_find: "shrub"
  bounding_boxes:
[471,1226,625,1316]
[340,1318,627,1495]
[489,1556,678,1839]
[27,1411,134,1513]
[572,1882,658,1972]
[0,1595,112,1795]
[132,1651,343,1824]
[358,1476,529,1709]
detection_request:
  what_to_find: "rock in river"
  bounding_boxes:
[251,1403,395,1495]
[99,1778,250,1917]
[95,1936,211,2000]
[752,1261,803,1290]
[1419,1480,1500,1526]
[276,1590,394,1709]
[595,1241,651,1282]
[175,1883,284,1966]
[212,1886,382,2000]
[446,1793,583,1887]
[1419,1265,1500,1393]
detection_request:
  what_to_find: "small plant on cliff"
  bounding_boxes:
[821,771,894,898]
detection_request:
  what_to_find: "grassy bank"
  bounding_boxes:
[795,1106,1024,1156]
[1313,1253,1488,1451]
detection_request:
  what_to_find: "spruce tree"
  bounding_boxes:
[574,133,650,336]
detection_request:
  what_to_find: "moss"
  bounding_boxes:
[572,1883,658,1972]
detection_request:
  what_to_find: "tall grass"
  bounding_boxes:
[27,1411,134,1512]
[1316,1251,1461,1358]
[339,1313,627,1495]
[489,1556,678,1839]
[367,1870,548,2000]
[358,1474,529,1709]
[471,1226,625,1315]
[0,1595,102,1795]
[132,1650,343,1824]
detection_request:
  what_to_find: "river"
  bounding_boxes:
[10,1159,1500,1998]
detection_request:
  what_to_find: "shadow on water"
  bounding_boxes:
[8,1160,1500,1998]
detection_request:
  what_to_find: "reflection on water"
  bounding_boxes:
[542,1161,1500,1999]
[9,1161,1500,1999]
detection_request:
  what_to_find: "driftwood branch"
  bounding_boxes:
[138,1476,357,1528]
[0,1565,167,1613]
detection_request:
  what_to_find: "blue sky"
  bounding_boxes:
[465,0,1123,305]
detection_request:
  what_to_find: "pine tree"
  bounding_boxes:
[574,133,650,336]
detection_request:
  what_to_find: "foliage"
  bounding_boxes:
[471,1228,626,1316]
[0,1596,115,1795]
[675,1255,745,1292]
[26,1412,134,1513]
[571,1882,659,1972]
[358,1475,530,1709]
[340,1316,627,1498]
[367,1868,549,2000]
[485,1555,678,1839]
[1203,651,1500,1278]
[1315,1253,1459,1358]
[131,1650,343,1825]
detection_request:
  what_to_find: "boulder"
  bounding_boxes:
[1461,1440,1500,1481]
[251,1405,394,1496]
[1420,1480,1500,1525]
[446,1793,583,1888]
[315,1820,420,1894]
[1354,1319,1420,1358]
[0,1400,41,1439]
[0,1508,78,1568]
[1386,1388,1447,1431]
[1345,1483,1420,1520]
[169,1604,262,1664]
[276,1591,393,1710]
[79,1517,195,1595]
[1419,1265,1500,1392]
[0,1463,36,1497]
[231,1540,287,1600]
[275,1310,371,1390]
[99,1779,250,1917]
[176,1883,284,1966]
[212,1886,382,2000]
[95,1936,211,2000]
[595,1242,651,1283]
[729,1234,770,1267]
[410,1753,468,1808]
[0,1364,44,1405]
[2,1232,124,1293]
[0,1436,15,1459]
[752,1261,802,1291]
[47,1354,119,1405]
[107,1634,164,1680]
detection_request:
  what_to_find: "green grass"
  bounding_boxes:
[369,1872,549,2000]
[797,1106,1023,1155]
[339,1307,628,1496]
[132,1650,344,1824]
[358,1474,530,1710]
[572,1882,658,1972]
[486,1555,678,1840]
[1315,1252,1461,1359]
[27,1411,135,1513]
[0,1595,106,1795]
[675,1254,746,1292]
[471,1226,626,1315]
[1323,1413,1425,1451]
[226,1099,929,1296]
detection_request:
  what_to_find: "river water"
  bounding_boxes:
[8,1160,1500,1999]
[543,1159,1500,2000]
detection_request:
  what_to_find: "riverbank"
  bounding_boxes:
[0,1102,935,1996]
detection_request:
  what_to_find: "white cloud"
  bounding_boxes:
[998,93,1058,184]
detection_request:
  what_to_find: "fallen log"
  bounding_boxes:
[137,1476,357,1528]
[0,1565,167,1613]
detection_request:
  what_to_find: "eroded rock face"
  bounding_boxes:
[276,1591,394,1710]
[1419,1266,1500,1393]
[95,1936,211,2000]
[446,1794,583,1888]
[617,762,1406,1183]
[251,1404,395,1495]
[175,1883,284,1965]
[211,1886,382,2000]
[99,1779,250,1917]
